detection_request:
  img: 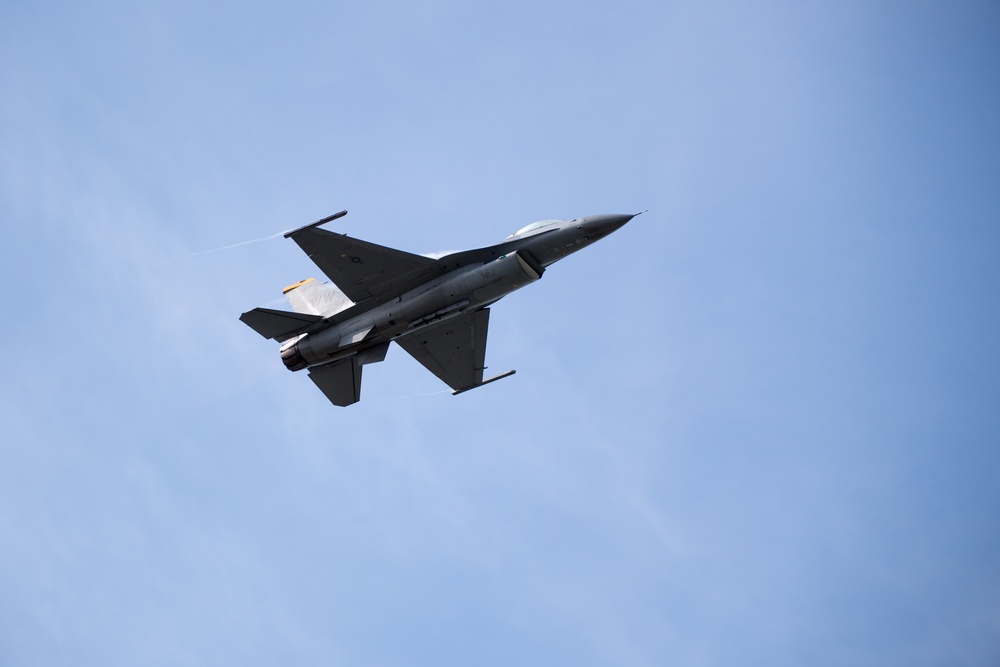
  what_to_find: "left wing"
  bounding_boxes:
[286,226,439,304]
[396,309,491,392]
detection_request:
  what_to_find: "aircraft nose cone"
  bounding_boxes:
[582,213,635,237]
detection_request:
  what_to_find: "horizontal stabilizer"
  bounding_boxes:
[309,358,362,407]
[239,307,323,341]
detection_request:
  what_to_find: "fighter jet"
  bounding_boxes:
[240,210,637,406]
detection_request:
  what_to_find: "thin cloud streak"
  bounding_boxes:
[150,231,287,269]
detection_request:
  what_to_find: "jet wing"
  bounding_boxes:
[396,309,490,392]
[286,227,439,303]
[308,358,363,407]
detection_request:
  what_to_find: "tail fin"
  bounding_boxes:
[283,278,354,317]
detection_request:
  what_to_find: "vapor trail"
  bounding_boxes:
[151,230,288,269]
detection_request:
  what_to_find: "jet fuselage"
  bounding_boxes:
[240,211,636,405]
[279,214,632,371]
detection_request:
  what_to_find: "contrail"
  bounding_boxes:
[151,230,288,269]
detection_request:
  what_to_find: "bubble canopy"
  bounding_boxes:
[506,219,565,240]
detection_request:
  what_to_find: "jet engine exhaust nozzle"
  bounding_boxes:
[280,338,309,371]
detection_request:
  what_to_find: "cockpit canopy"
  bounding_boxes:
[505,219,565,240]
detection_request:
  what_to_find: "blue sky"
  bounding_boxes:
[2,1,999,665]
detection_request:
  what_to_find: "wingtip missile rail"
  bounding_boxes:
[283,209,348,238]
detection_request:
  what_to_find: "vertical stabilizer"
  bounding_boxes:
[283,278,355,317]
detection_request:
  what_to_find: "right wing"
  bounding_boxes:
[396,309,490,392]
[286,227,439,304]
